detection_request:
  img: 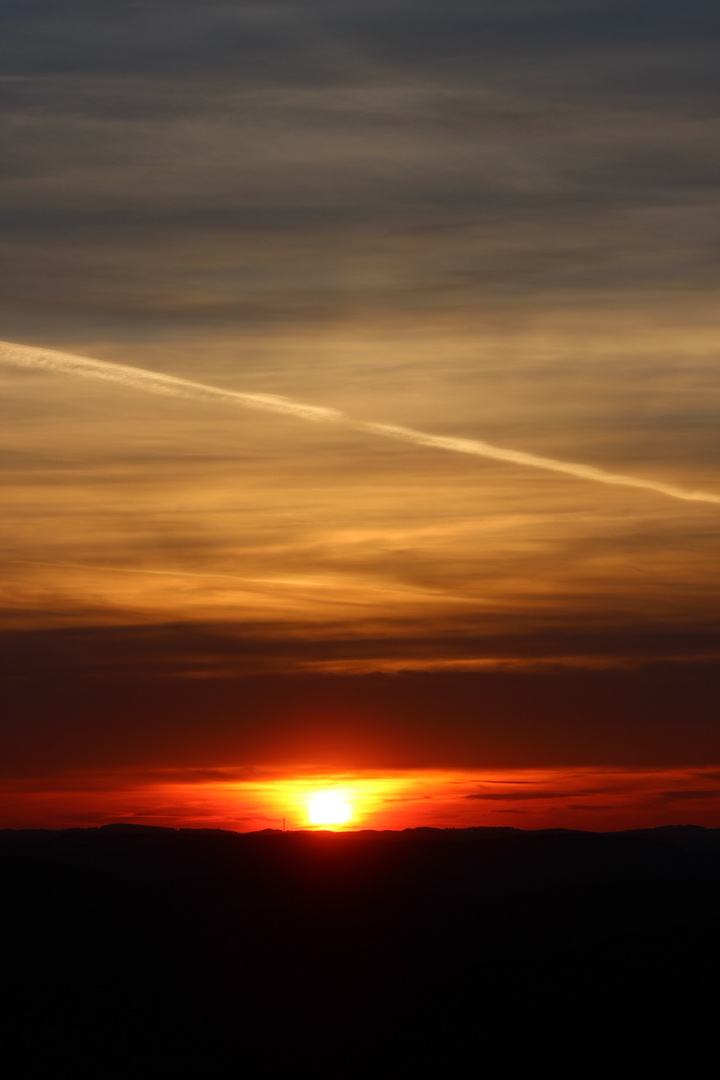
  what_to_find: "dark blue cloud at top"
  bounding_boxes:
[2,1,719,326]
[1,1,718,86]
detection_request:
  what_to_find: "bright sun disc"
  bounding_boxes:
[308,791,352,826]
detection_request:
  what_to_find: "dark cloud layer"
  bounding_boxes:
[3,621,720,777]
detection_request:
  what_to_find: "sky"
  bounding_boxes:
[2,1,720,830]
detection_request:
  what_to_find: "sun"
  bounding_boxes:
[308,791,352,827]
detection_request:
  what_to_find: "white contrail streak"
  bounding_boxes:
[2,339,719,506]
[356,421,720,505]
[0,339,342,424]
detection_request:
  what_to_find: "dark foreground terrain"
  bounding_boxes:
[3,824,720,1072]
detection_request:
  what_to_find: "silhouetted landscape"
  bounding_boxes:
[4,825,719,1070]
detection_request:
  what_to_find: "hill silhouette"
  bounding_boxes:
[2,825,719,1071]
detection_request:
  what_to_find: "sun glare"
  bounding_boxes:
[308,791,352,827]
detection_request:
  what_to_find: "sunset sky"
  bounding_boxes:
[2,1,720,830]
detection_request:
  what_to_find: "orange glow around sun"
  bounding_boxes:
[3,766,720,831]
[307,790,352,827]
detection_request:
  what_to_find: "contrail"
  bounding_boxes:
[0,339,341,424]
[2,339,719,506]
[356,421,720,505]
